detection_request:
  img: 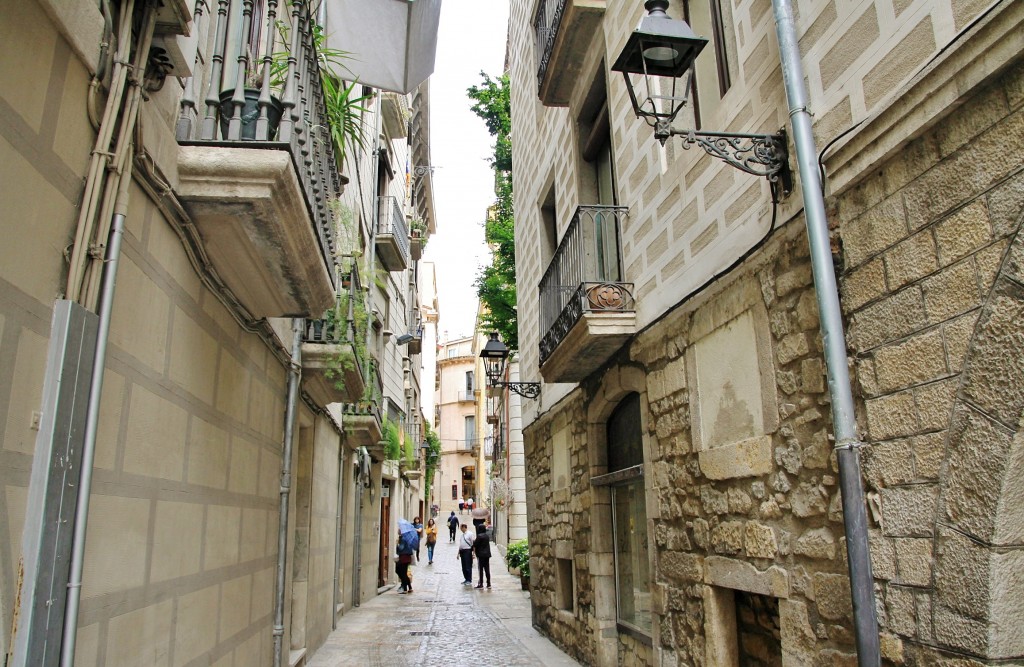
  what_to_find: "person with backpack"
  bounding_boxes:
[447,511,459,542]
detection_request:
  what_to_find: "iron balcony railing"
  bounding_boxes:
[377,195,410,263]
[175,0,340,273]
[534,0,565,90]
[538,205,634,363]
[304,258,365,381]
[458,390,476,403]
[455,438,478,452]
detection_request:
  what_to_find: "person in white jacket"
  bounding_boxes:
[457,523,475,585]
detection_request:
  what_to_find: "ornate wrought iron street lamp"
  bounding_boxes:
[612,0,791,198]
[480,333,541,400]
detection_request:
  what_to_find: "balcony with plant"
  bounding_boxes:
[173,0,370,318]
[342,360,384,453]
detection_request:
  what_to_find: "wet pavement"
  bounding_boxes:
[306,537,580,667]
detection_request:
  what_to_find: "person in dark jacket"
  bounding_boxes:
[473,526,492,589]
[447,511,459,542]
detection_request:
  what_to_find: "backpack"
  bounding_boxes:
[397,530,418,555]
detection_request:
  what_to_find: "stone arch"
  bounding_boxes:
[932,210,1024,659]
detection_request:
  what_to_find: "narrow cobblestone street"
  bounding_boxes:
[307,537,580,666]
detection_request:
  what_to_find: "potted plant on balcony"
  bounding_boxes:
[219,47,284,140]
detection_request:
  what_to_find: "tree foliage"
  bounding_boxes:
[423,420,442,501]
[467,72,518,350]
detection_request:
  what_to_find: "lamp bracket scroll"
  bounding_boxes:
[505,382,541,400]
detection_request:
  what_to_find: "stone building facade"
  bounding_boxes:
[0,0,435,664]
[507,0,1024,665]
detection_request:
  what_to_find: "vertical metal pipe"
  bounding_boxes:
[351,455,364,606]
[59,165,133,667]
[272,318,304,667]
[332,444,345,628]
[770,1,880,664]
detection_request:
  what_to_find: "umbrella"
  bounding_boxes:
[397,518,419,551]
[471,507,489,520]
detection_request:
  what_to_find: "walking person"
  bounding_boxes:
[447,511,459,542]
[395,521,418,594]
[425,518,438,564]
[457,523,475,585]
[458,496,465,514]
[413,516,424,562]
[473,525,492,589]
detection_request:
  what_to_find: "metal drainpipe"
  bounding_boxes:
[770,1,881,664]
[332,444,345,628]
[351,456,364,606]
[349,92,383,608]
[60,5,158,662]
[59,164,133,667]
[272,318,304,667]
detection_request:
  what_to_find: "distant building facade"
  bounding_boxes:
[435,336,481,518]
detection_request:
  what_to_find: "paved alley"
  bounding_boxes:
[306,537,580,667]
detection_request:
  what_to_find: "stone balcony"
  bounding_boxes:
[177,147,335,318]
[376,195,410,272]
[173,0,341,318]
[301,319,366,407]
[534,0,606,106]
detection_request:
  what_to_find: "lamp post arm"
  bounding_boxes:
[676,128,791,188]
[505,382,541,400]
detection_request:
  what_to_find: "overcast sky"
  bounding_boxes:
[421,0,511,341]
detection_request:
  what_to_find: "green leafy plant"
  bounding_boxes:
[383,418,402,460]
[506,538,530,577]
[423,420,442,499]
[272,22,371,168]
[468,72,517,349]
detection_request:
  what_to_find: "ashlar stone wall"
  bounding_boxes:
[836,60,1024,664]
[524,222,861,666]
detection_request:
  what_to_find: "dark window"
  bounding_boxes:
[607,393,642,472]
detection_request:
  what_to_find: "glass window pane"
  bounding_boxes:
[613,480,651,632]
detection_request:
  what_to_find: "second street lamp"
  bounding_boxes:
[479,332,541,400]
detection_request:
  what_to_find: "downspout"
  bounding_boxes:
[770,2,881,664]
[350,92,383,608]
[272,319,304,667]
[332,443,345,627]
[351,451,364,607]
[60,3,157,664]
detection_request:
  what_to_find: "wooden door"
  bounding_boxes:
[377,488,391,588]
